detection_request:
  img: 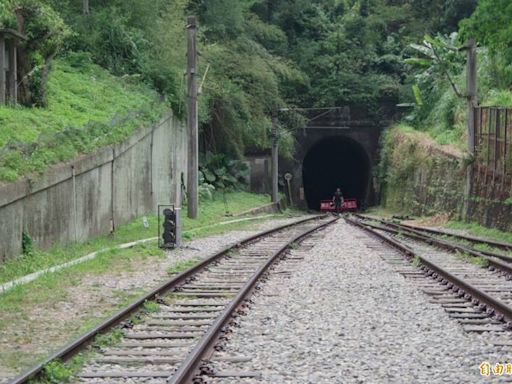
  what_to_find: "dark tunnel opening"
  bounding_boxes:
[302,136,371,210]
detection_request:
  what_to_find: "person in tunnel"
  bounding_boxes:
[332,187,344,215]
[302,136,370,211]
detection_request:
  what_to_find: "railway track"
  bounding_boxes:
[10,214,336,384]
[355,214,512,268]
[347,215,512,339]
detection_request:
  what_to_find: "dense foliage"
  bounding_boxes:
[3,0,511,177]
[460,0,512,89]
[197,151,250,199]
[0,55,165,181]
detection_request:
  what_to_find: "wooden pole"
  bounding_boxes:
[271,115,279,204]
[187,16,199,219]
[464,38,477,219]
[0,35,5,105]
[7,40,17,105]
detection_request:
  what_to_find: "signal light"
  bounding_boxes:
[159,206,177,249]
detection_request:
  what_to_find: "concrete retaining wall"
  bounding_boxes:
[0,113,187,261]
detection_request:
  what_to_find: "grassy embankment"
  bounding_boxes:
[398,77,512,150]
[445,220,512,245]
[0,53,167,182]
[377,89,512,221]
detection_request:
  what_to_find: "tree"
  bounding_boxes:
[460,0,512,88]
[1,1,70,107]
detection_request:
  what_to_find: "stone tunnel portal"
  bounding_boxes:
[302,136,371,210]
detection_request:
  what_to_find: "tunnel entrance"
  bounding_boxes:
[302,136,371,210]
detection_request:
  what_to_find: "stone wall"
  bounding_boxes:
[381,128,466,218]
[0,113,187,261]
[381,127,512,231]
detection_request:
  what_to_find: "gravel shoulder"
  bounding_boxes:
[0,215,307,383]
[212,220,507,383]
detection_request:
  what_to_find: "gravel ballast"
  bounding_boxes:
[213,220,508,383]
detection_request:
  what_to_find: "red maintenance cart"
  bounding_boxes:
[320,198,358,213]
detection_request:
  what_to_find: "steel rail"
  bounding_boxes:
[354,216,512,274]
[8,214,327,384]
[356,213,512,252]
[167,217,338,383]
[346,217,512,324]
[383,220,512,264]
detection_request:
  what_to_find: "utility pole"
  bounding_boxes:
[463,38,477,219]
[82,0,89,15]
[467,38,477,160]
[187,16,199,219]
[271,115,279,204]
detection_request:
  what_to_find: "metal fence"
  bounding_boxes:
[473,106,512,200]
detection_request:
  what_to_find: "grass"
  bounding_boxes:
[0,245,153,314]
[0,247,148,372]
[445,220,512,246]
[454,250,489,267]
[0,191,271,285]
[0,52,167,182]
[482,89,512,108]
[167,258,202,275]
[41,359,76,384]
[143,300,160,313]
[37,329,122,384]
[412,255,421,267]
[93,329,124,348]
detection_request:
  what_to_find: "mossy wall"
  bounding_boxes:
[0,113,187,261]
[379,126,466,218]
[380,126,512,231]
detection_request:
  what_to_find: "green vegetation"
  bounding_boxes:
[0,192,289,376]
[454,250,489,267]
[37,331,118,384]
[41,359,74,384]
[199,152,250,198]
[167,258,202,275]
[411,255,421,267]
[0,0,483,180]
[143,300,160,313]
[0,56,166,181]
[446,220,512,246]
[400,1,512,148]
[0,191,269,285]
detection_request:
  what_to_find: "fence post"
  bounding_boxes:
[110,148,116,233]
[0,35,5,105]
[463,38,477,220]
[72,165,78,242]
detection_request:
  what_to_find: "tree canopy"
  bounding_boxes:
[0,0,485,156]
